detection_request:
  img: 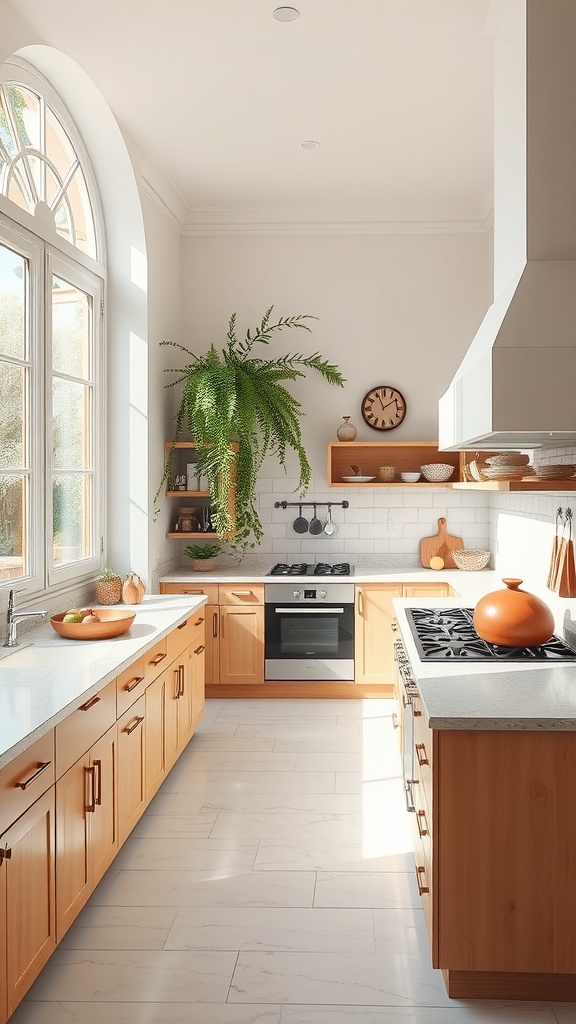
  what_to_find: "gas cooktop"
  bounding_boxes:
[406,607,576,661]
[268,562,352,577]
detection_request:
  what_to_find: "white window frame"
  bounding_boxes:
[0,59,106,599]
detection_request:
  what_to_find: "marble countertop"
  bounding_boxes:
[0,594,207,769]
[393,598,576,732]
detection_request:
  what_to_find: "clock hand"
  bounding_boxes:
[382,398,399,411]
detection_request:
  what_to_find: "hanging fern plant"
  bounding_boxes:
[156,307,345,552]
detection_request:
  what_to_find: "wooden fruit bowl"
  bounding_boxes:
[50,609,136,640]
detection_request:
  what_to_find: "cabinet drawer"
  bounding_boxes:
[0,730,55,835]
[412,830,434,954]
[413,695,434,819]
[161,582,219,603]
[166,612,205,665]
[141,636,169,684]
[116,656,147,717]
[55,679,116,779]
[218,584,263,605]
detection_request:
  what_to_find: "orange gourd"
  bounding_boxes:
[122,573,145,605]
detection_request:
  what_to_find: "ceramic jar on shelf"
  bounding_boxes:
[337,416,357,442]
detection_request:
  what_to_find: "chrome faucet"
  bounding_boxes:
[3,590,47,648]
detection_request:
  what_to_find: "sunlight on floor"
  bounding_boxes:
[362,700,414,860]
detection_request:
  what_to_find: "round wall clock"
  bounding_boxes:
[361,385,407,431]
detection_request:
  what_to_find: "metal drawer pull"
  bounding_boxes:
[124,715,144,735]
[177,665,185,698]
[213,611,218,637]
[85,765,96,812]
[79,694,101,711]
[416,864,429,895]
[125,675,145,693]
[194,644,205,655]
[16,761,52,790]
[416,809,429,837]
[231,591,253,596]
[0,846,12,865]
[151,652,166,666]
[413,703,422,717]
[392,712,399,730]
[358,589,364,616]
[194,616,204,626]
[391,619,398,632]
[415,743,429,766]
[93,759,102,805]
[183,589,204,594]
[177,620,188,630]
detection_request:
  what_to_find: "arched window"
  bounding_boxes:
[0,59,105,594]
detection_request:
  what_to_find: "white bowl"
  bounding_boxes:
[420,463,455,482]
[400,472,421,483]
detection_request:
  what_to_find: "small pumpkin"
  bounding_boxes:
[122,572,145,605]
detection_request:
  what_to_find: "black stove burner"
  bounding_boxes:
[407,607,576,662]
[268,562,351,577]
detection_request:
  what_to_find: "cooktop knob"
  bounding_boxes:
[320,590,327,599]
[293,590,301,599]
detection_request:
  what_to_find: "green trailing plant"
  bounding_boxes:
[183,543,222,561]
[156,307,345,551]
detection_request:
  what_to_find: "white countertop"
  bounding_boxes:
[0,594,207,769]
[393,598,576,732]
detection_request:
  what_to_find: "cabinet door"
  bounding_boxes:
[89,726,117,888]
[164,661,182,773]
[354,584,403,684]
[55,753,90,938]
[117,696,146,846]
[403,583,451,598]
[205,604,220,684]
[178,647,195,751]
[3,788,56,1017]
[191,633,206,726]
[145,672,166,803]
[220,605,264,685]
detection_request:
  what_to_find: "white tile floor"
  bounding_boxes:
[11,699,576,1024]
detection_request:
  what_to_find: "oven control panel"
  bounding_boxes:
[265,583,355,604]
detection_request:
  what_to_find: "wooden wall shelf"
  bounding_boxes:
[164,441,237,539]
[327,442,576,491]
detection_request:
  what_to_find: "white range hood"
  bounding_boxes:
[439,0,576,451]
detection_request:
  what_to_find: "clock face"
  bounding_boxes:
[361,385,406,431]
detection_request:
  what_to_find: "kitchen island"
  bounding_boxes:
[393,596,576,1001]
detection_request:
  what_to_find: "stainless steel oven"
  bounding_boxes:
[264,582,355,681]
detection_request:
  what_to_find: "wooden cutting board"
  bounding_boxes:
[420,517,464,569]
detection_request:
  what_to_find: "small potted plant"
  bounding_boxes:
[95,567,122,605]
[183,542,221,573]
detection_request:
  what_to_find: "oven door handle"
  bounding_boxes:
[274,607,345,614]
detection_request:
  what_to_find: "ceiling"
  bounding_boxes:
[8,0,495,226]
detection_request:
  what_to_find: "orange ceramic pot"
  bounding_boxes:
[473,578,554,647]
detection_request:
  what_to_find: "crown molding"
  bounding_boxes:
[181,205,494,236]
[139,155,188,234]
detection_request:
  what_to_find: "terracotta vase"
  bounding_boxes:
[473,578,554,647]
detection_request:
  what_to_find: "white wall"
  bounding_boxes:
[178,228,491,565]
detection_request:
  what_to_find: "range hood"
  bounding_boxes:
[439,0,576,451]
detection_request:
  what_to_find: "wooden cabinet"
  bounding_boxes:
[355,582,451,685]
[117,695,146,845]
[144,672,166,804]
[0,788,56,1020]
[55,723,117,939]
[404,699,576,1000]
[355,584,403,685]
[160,583,263,686]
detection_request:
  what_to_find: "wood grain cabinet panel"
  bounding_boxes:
[0,731,55,836]
[55,679,116,779]
[55,723,117,940]
[219,605,264,685]
[1,788,56,1019]
[204,604,220,685]
[145,672,166,804]
[117,696,146,846]
[354,584,403,685]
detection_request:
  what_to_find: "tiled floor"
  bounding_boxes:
[11,699,576,1024]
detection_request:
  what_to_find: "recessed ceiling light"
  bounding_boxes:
[300,140,320,150]
[273,7,299,22]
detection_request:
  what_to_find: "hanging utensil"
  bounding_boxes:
[292,503,309,534]
[323,503,337,536]
[559,509,576,597]
[547,507,563,590]
[309,503,323,535]
[553,509,568,592]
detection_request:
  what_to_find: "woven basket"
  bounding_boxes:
[95,576,122,604]
[378,466,396,482]
[485,452,530,467]
[452,548,491,571]
[420,463,455,482]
